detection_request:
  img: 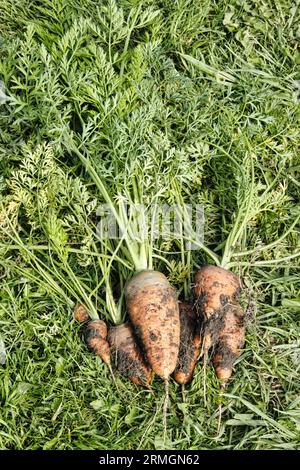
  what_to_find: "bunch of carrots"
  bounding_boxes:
[6,138,293,438]
[66,140,248,436]
[74,264,245,434]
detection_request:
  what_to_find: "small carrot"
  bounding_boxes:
[213,303,245,435]
[84,320,111,367]
[73,304,90,323]
[194,265,245,431]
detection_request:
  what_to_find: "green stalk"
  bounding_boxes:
[177,225,221,266]
[221,151,255,268]
[2,206,101,317]
[65,140,148,272]
[232,215,300,259]
[171,181,191,298]
[227,251,300,268]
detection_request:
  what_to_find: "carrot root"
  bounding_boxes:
[216,382,226,436]
[107,362,119,392]
[203,352,207,408]
[181,384,185,403]
[163,378,169,443]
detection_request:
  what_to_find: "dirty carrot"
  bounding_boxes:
[173,302,200,386]
[67,144,180,438]
[212,303,245,383]
[194,265,245,427]
[73,304,90,323]
[108,322,152,387]
[126,270,180,436]
[84,319,111,366]
[194,265,241,357]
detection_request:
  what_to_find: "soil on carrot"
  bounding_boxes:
[212,342,241,372]
[112,348,149,386]
[108,324,152,387]
[196,295,228,346]
[84,321,107,351]
[174,303,200,380]
[73,304,89,323]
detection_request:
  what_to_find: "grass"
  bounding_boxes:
[0,0,300,450]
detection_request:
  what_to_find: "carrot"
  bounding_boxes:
[173,302,200,386]
[108,322,152,387]
[125,270,180,435]
[126,271,180,377]
[194,265,241,356]
[212,303,245,383]
[212,302,245,434]
[194,265,245,430]
[84,320,111,367]
[73,303,90,323]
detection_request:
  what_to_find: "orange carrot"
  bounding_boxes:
[212,303,245,383]
[194,265,245,429]
[84,320,111,367]
[125,270,180,379]
[194,265,241,356]
[73,304,89,323]
[125,270,180,435]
